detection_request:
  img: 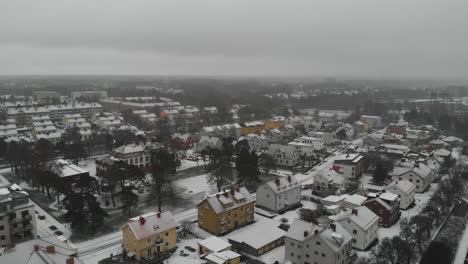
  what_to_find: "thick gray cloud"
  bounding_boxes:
[0,0,467,79]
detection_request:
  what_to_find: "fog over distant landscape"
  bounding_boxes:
[1,0,468,80]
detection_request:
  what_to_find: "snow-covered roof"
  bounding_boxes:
[344,194,367,206]
[263,176,301,194]
[228,218,285,250]
[393,163,432,179]
[202,187,254,215]
[331,206,379,231]
[198,236,231,252]
[0,236,80,264]
[379,192,399,202]
[442,136,462,143]
[434,148,451,157]
[113,144,146,155]
[385,180,415,194]
[286,220,351,253]
[127,211,177,241]
[51,159,89,178]
[205,250,240,264]
[321,195,347,204]
[334,153,363,164]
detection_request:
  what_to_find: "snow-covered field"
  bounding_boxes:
[173,173,214,195]
[177,159,201,171]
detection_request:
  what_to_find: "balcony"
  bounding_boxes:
[220,218,227,225]
[12,224,33,233]
[155,237,164,245]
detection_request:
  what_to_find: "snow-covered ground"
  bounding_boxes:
[165,238,203,264]
[173,173,214,195]
[78,158,97,177]
[177,159,201,171]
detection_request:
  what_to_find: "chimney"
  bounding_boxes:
[330,224,336,232]
[216,194,220,198]
[352,208,358,215]
[156,212,161,218]
[223,192,229,198]
[139,216,146,225]
[34,245,40,252]
[274,179,280,186]
[230,189,235,196]
[304,231,309,237]
[287,176,292,183]
[66,258,75,264]
[46,245,55,254]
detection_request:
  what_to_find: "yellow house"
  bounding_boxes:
[205,250,241,264]
[240,121,265,136]
[197,187,255,235]
[122,211,177,261]
[264,116,285,131]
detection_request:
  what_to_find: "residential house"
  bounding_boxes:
[288,141,314,156]
[264,128,283,143]
[228,217,285,256]
[392,161,435,193]
[256,176,301,213]
[0,183,37,246]
[294,136,324,150]
[197,187,255,235]
[377,144,409,157]
[363,193,401,227]
[122,211,177,261]
[112,144,155,169]
[386,123,406,135]
[172,133,197,149]
[332,154,365,179]
[360,115,383,129]
[313,170,347,192]
[330,207,379,250]
[342,194,367,209]
[384,180,416,209]
[240,121,265,136]
[241,134,268,151]
[285,220,352,264]
[307,131,334,145]
[442,136,463,148]
[268,144,299,167]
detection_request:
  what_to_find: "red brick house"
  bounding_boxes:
[363,193,401,227]
[386,123,406,135]
[172,133,197,149]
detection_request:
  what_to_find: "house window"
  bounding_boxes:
[316,241,321,245]
[147,247,152,255]
[147,238,152,244]
[322,253,326,257]
[0,226,3,231]
[165,242,169,246]
[0,235,5,240]
[140,157,143,163]
[165,232,169,237]
[353,230,357,234]
[314,251,318,255]
[353,239,357,244]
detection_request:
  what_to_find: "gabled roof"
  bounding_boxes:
[330,206,379,231]
[126,211,177,240]
[364,198,391,210]
[228,217,285,250]
[286,220,351,253]
[385,180,415,194]
[263,176,301,194]
[201,187,254,215]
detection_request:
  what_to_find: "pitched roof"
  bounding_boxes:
[330,206,379,231]
[205,250,240,263]
[202,187,254,215]
[228,218,285,249]
[286,220,351,253]
[126,211,177,240]
[263,176,301,194]
[385,180,415,193]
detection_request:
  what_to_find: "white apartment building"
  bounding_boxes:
[0,183,37,247]
[294,136,324,150]
[256,176,301,213]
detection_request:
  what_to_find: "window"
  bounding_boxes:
[314,251,318,255]
[290,252,294,257]
[147,247,152,255]
[290,242,295,246]
[0,226,3,231]
[140,157,143,163]
[316,241,321,245]
[147,238,152,244]
[353,230,357,234]
[352,238,357,244]
[165,242,169,246]
[198,209,203,216]
[0,235,5,240]
[322,253,326,257]
[306,254,310,258]
[21,210,29,217]
[130,159,133,165]
[165,232,169,237]
[13,223,17,228]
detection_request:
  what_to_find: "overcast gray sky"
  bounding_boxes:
[1,0,467,79]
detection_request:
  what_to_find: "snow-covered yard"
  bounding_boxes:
[173,173,215,196]
[165,238,203,264]
[177,159,201,171]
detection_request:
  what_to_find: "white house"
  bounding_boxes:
[288,141,314,156]
[332,154,365,179]
[285,220,352,264]
[384,180,416,209]
[268,144,299,167]
[294,136,324,150]
[313,169,347,191]
[256,176,301,213]
[307,131,334,145]
[330,206,379,251]
[392,162,435,193]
